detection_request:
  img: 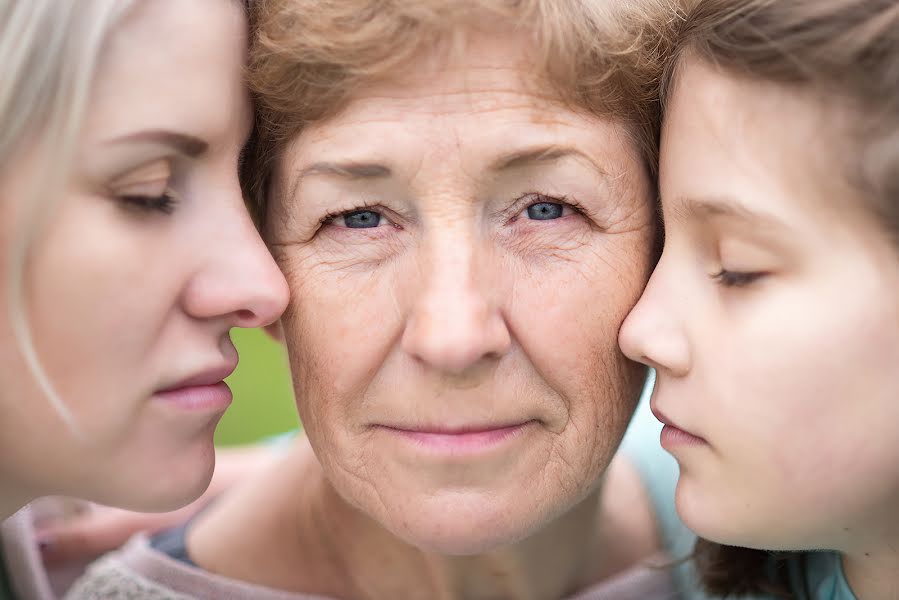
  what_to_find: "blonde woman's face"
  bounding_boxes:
[0,0,288,511]
[620,59,899,552]
[268,30,655,554]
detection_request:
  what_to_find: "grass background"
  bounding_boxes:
[215,328,299,446]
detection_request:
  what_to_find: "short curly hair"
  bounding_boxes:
[240,0,679,224]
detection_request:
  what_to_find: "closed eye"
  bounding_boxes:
[712,269,767,288]
[119,192,177,215]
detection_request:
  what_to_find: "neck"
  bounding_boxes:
[305,473,605,600]
[190,439,647,600]
[842,539,899,600]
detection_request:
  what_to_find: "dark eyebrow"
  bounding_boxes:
[105,130,209,158]
[674,195,786,229]
[490,145,606,174]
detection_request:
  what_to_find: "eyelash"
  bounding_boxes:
[319,201,387,227]
[507,192,585,222]
[712,269,766,288]
[119,192,177,215]
[317,192,583,230]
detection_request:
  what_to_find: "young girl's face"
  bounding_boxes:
[619,58,899,552]
[0,0,287,513]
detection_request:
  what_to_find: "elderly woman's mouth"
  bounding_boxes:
[372,421,539,456]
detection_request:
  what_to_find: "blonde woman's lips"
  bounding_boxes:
[153,364,236,412]
[154,382,233,412]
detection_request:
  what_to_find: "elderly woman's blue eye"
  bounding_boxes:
[527,202,564,220]
[343,210,381,228]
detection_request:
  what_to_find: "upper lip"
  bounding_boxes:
[158,362,237,392]
[377,420,535,435]
[651,402,702,437]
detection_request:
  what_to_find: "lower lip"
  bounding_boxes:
[660,424,708,449]
[381,422,533,455]
[153,382,233,412]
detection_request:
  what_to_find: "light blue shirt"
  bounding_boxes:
[789,551,857,600]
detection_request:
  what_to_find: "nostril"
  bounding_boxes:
[235,308,255,324]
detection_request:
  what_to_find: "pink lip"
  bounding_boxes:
[376,421,535,455]
[651,405,708,449]
[153,364,237,412]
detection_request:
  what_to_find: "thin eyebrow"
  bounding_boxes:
[489,145,607,175]
[105,130,209,158]
[285,145,606,203]
[673,195,787,229]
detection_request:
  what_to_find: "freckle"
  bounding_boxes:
[865,553,870,557]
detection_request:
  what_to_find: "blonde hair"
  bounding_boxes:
[663,0,899,597]
[241,0,679,224]
[1,0,135,435]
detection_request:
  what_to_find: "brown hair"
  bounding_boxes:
[664,0,899,596]
[664,0,899,246]
[241,0,679,224]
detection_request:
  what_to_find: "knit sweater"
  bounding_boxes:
[65,533,676,600]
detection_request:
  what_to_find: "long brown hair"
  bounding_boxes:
[665,0,899,596]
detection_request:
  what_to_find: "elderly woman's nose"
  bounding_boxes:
[618,267,691,377]
[182,208,289,329]
[401,245,511,375]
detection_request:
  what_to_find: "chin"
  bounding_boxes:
[381,492,549,556]
[102,441,216,512]
[675,476,778,550]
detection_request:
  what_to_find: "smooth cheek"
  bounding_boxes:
[26,197,176,435]
[679,260,899,547]
[0,193,216,509]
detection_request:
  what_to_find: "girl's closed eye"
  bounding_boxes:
[712,268,767,288]
[119,191,178,215]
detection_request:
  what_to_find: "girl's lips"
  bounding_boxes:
[153,381,233,412]
[659,424,708,449]
[651,404,708,449]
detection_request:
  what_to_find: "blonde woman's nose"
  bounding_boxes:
[182,214,289,329]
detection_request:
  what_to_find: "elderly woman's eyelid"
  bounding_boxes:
[286,161,394,203]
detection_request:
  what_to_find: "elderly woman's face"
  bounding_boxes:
[268,31,654,553]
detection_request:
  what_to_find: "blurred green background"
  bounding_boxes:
[215,328,299,446]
